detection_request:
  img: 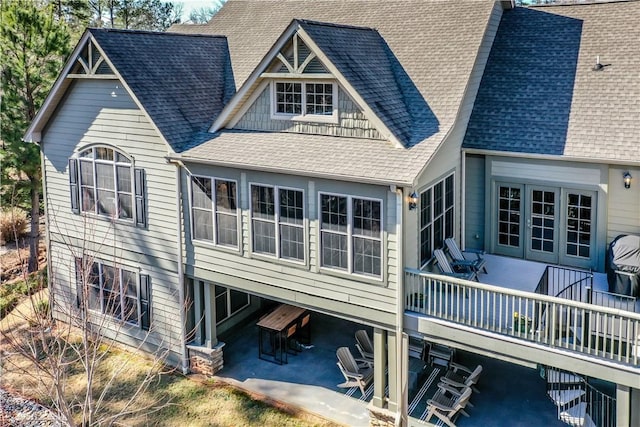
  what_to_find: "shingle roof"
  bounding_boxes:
[463,2,640,162]
[296,20,412,145]
[172,0,499,184]
[182,130,415,185]
[90,28,234,153]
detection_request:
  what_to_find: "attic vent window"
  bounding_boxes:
[272,81,337,122]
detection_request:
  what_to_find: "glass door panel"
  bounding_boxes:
[495,183,523,257]
[526,187,558,263]
[561,190,596,268]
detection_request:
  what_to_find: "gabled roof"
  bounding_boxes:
[171,0,501,185]
[296,20,412,145]
[26,28,233,153]
[463,1,640,164]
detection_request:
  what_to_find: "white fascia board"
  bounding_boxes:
[296,28,404,149]
[209,22,300,133]
[23,30,93,143]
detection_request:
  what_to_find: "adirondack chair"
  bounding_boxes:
[441,362,483,394]
[433,249,478,282]
[355,329,374,362]
[445,238,487,273]
[424,384,473,427]
[336,346,373,396]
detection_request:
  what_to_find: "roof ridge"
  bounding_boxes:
[89,27,227,39]
[295,19,377,33]
[528,0,638,8]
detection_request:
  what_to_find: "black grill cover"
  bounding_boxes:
[606,234,640,297]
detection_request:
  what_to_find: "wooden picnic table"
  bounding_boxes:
[257,304,307,364]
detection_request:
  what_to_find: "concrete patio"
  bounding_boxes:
[211,255,613,426]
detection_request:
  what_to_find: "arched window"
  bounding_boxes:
[69,146,146,226]
[78,147,132,219]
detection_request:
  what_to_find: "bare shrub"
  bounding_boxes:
[0,207,28,243]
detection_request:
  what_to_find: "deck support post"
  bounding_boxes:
[616,384,630,427]
[372,328,387,408]
[386,331,399,412]
[203,282,218,348]
[631,387,640,427]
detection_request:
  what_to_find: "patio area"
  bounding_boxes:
[215,308,565,426]
[211,255,620,426]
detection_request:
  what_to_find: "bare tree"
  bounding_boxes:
[187,0,225,24]
[0,210,176,426]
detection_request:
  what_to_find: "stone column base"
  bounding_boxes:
[367,402,397,427]
[187,342,225,376]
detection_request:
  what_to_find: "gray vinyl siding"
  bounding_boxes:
[41,78,183,363]
[233,85,383,140]
[182,165,399,329]
[606,166,640,242]
[464,154,485,250]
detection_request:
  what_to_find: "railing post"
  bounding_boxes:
[586,285,592,304]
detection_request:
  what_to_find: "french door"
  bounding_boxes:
[525,186,559,264]
[494,182,596,268]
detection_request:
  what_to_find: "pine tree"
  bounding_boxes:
[0,0,71,272]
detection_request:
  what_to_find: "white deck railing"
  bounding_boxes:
[405,269,640,367]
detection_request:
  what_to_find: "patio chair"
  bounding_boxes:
[336,346,373,396]
[355,330,374,362]
[295,312,311,345]
[280,323,299,361]
[424,383,472,427]
[442,362,482,393]
[434,249,478,282]
[421,341,455,369]
[445,238,487,273]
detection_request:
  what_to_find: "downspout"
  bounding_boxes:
[170,159,189,374]
[394,187,406,427]
[461,150,466,250]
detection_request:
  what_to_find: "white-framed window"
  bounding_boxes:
[69,146,146,226]
[319,193,382,278]
[78,147,132,219]
[420,173,455,266]
[250,184,305,261]
[271,81,337,122]
[214,285,250,324]
[190,176,238,248]
[75,259,151,330]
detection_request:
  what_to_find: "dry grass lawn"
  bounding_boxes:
[0,294,339,427]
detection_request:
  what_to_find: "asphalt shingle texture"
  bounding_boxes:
[463,2,640,162]
[297,20,412,146]
[90,28,234,153]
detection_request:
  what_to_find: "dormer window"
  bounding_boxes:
[272,81,337,122]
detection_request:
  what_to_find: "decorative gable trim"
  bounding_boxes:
[263,32,329,76]
[210,20,403,148]
[67,38,116,78]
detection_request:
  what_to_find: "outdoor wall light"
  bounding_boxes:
[623,171,632,189]
[408,191,418,210]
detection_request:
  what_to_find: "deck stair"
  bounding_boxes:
[546,366,615,427]
[559,402,596,427]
